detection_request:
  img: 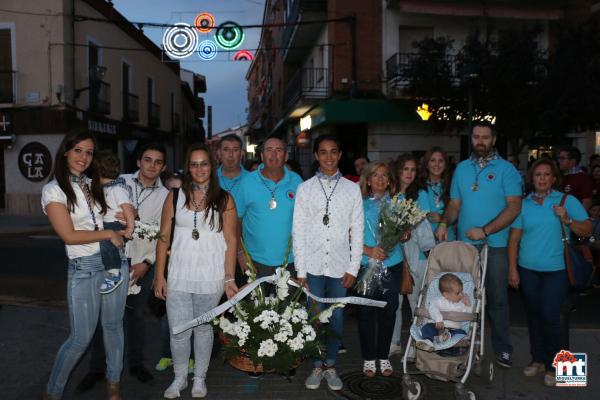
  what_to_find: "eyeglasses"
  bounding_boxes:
[190,161,210,169]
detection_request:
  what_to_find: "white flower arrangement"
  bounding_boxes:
[132,220,161,242]
[214,238,337,375]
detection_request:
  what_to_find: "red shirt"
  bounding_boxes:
[562,171,594,203]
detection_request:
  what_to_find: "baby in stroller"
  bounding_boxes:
[417,274,473,351]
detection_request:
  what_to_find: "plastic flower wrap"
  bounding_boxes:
[355,194,427,296]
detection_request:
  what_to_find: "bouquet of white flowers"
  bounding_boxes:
[132,220,161,241]
[214,239,342,375]
[355,194,427,296]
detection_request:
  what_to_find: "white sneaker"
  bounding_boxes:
[323,367,343,391]
[191,377,207,398]
[305,367,324,389]
[164,376,187,399]
[389,343,403,357]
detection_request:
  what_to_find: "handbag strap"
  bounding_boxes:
[169,188,179,251]
[559,194,576,286]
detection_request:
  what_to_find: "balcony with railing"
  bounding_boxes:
[386,52,460,93]
[284,67,330,112]
[148,102,160,128]
[123,92,139,122]
[0,70,16,103]
[89,80,110,114]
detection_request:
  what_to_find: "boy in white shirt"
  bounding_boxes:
[293,134,363,391]
[418,273,472,350]
[97,151,135,294]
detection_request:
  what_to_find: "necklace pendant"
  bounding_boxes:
[323,214,329,226]
[472,183,479,192]
[269,198,277,210]
[192,229,199,240]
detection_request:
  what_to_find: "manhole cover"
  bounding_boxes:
[337,371,403,399]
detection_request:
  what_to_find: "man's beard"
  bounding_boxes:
[473,145,491,157]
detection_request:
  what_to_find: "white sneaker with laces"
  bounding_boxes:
[323,367,343,391]
[164,376,187,399]
[305,367,324,389]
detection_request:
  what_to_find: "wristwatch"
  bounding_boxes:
[565,218,574,226]
[142,259,153,268]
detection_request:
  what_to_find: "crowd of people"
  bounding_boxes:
[41,121,596,399]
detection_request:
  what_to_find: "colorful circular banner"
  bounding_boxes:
[215,21,244,50]
[233,50,254,61]
[197,40,218,61]
[194,13,215,33]
[162,23,198,59]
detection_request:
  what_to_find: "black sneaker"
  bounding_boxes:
[338,344,347,354]
[496,352,512,368]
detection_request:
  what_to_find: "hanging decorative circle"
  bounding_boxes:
[197,40,218,61]
[162,23,198,59]
[215,21,244,50]
[233,50,254,61]
[194,12,215,33]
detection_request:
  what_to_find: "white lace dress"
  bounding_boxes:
[167,190,226,295]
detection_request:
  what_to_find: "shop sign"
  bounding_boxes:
[18,142,53,182]
[88,119,117,135]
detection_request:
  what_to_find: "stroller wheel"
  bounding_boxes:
[454,384,476,400]
[482,357,494,383]
[402,377,422,400]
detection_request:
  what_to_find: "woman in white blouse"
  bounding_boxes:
[154,143,238,399]
[42,132,127,400]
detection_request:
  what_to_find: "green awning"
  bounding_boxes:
[306,99,422,129]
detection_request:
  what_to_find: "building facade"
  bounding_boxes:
[0,0,205,215]
[247,0,573,175]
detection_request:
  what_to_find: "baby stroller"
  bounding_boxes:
[402,241,494,400]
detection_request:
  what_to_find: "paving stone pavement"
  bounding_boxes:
[0,304,598,400]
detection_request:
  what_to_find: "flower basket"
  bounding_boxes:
[213,239,339,376]
[219,332,274,373]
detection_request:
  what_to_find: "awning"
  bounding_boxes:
[301,98,422,131]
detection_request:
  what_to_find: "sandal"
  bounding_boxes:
[379,359,393,377]
[363,360,376,377]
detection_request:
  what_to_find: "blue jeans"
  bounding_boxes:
[90,263,155,370]
[421,323,466,341]
[46,253,128,398]
[306,273,347,367]
[100,221,126,270]
[478,245,512,355]
[519,267,569,371]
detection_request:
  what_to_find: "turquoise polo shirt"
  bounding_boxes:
[360,195,403,268]
[236,166,303,266]
[450,157,522,247]
[425,182,456,241]
[217,165,248,206]
[512,191,588,272]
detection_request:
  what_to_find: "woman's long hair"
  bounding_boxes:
[394,153,424,201]
[181,143,228,232]
[50,131,107,214]
[419,147,451,207]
